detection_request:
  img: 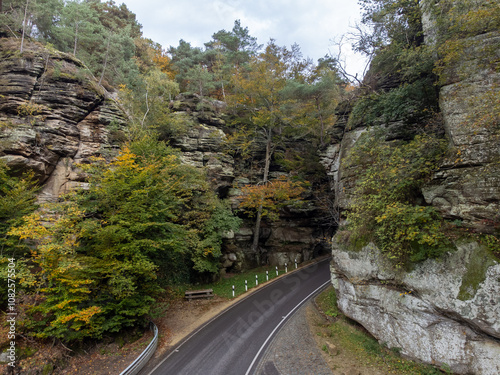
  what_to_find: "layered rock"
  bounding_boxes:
[422,33,500,231]
[168,94,235,196]
[168,94,331,270]
[0,38,127,202]
[324,2,500,373]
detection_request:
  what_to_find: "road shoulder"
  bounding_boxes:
[256,302,333,375]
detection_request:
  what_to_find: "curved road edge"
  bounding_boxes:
[143,256,331,375]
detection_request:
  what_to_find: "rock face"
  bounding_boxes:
[419,3,500,231]
[330,240,500,374]
[0,38,127,202]
[168,93,331,271]
[0,38,330,272]
[324,3,500,373]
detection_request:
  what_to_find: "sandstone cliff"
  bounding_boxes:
[0,37,331,274]
[323,2,500,373]
[167,93,332,271]
[0,38,127,202]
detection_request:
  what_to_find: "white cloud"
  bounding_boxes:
[123,0,368,77]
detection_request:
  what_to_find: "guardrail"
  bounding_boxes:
[120,322,158,375]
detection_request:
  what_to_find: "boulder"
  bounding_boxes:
[330,240,500,374]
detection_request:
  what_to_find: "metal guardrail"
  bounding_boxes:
[120,322,158,375]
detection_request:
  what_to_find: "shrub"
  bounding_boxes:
[345,131,449,267]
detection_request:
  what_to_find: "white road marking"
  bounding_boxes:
[244,280,330,375]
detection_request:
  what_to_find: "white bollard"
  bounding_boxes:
[295,259,297,269]
[255,274,258,286]
[266,270,269,281]
[245,280,248,292]
[285,263,287,273]
[232,285,235,298]
[276,266,278,276]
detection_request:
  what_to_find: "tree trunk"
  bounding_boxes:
[73,21,79,56]
[251,128,272,252]
[141,88,149,128]
[99,34,111,86]
[316,97,325,147]
[20,0,30,53]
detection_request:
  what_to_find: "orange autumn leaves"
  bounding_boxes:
[238,177,308,221]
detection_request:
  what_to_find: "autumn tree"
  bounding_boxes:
[229,40,311,251]
[238,176,307,222]
[10,137,240,340]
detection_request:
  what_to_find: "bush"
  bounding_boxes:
[9,137,241,341]
[345,131,449,267]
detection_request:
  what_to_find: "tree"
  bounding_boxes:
[205,19,261,68]
[9,136,240,340]
[0,162,38,309]
[238,177,307,222]
[229,40,310,251]
[185,64,216,98]
[282,58,342,146]
[54,0,97,56]
[168,40,206,91]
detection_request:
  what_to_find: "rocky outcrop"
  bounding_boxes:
[330,240,500,374]
[324,2,500,373]
[168,93,331,270]
[421,32,500,231]
[168,94,235,196]
[0,38,127,202]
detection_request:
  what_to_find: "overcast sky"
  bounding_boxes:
[122,0,368,79]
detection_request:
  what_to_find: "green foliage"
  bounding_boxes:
[0,162,38,308]
[118,68,180,132]
[345,132,449,267]
[348,77,438,129]
[432,0,500,82]
[316,287,339,318]
[192,200,242,274]
[358,0,424,50]
[8,136,240,341]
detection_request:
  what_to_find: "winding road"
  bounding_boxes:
[146,258,331,375]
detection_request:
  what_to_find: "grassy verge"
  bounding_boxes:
[315,287,452,375]
[196,264,294,299]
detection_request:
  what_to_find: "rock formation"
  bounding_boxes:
[167,93,332,271]
[0,38,127,202]
[324,2,500,373]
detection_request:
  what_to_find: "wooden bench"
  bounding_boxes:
[184,289,214,300]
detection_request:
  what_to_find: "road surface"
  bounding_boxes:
[147,258,331,375]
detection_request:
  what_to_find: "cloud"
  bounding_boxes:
[123,0,368,76]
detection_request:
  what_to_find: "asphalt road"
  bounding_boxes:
[147,258,331,375]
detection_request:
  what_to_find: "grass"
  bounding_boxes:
[315,287,451,375]
[195,264,295,299]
